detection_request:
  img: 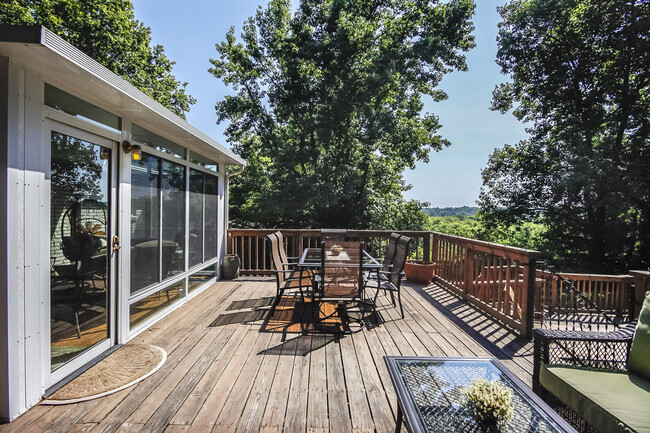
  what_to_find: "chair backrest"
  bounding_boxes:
[382,233,402,270]
[266,231,286,284]
[628,291,650,380]
[320,241,363,299]
[275,231,290,265]
[389,235,411,286]
[321,229,347,242]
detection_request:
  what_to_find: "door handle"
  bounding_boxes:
[112,235,121,252]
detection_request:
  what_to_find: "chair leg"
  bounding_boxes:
[397,289,404,318]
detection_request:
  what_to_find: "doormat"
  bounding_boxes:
[43,344,166,405]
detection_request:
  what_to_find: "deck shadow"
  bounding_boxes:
[411,282,532,360]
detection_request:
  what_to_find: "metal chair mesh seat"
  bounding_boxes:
[313,241,366,333]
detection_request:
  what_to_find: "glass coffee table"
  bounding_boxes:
[384,357,576,433]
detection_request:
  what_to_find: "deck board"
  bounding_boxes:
[1,278,536,433]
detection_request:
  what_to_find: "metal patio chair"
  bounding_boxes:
[365,235,411,318]
[312,241,368,333]
[267,231,313,302]
[320,229,347,242]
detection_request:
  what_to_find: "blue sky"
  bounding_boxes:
[130,0,528,207]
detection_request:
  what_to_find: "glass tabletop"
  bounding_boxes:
[385,357,576,433]
[297,247,381,269]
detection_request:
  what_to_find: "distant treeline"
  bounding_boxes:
[422,206,478,218]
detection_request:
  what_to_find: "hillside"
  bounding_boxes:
[422,206,478,218]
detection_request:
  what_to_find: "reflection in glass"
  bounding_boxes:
[189,263,217,293]
[189,169,204,267]
[130,155,160,293]
[204,176,218,260]
[50,132,110,371]
[162,161,185,279]
[45,84,121,132]
[132,124,186,159]
[129,280,184,329]
[190,151,218,172]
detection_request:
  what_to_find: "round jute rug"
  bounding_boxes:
[44,344,166,405]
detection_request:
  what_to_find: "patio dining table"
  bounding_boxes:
[296,245,382,332]
[296,247,383,271]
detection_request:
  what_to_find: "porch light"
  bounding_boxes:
[122,141,142,160]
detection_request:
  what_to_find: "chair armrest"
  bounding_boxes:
[532,324,635,394]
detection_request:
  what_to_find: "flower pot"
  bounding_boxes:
[404,261,435,284]
[221,254,241,280]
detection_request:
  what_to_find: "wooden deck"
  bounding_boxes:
[2,278,534,433]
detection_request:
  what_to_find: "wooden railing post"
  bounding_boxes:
[521,256,539,339]
[463,244,473,300]
[423,233,431,263]
[432,234,439,275]
[630,270,650,318]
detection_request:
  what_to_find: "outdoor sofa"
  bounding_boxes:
[533,291,650,433]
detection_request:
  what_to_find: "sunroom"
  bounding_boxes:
[0,25,245,421]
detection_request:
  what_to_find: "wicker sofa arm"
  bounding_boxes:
[532,324,636,394]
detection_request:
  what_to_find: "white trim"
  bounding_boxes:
[23,66,45,409]
[128,273,188,304]
[117,120,132,345]
[43,106,123,143]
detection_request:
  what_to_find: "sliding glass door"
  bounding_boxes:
[49,122,115,383]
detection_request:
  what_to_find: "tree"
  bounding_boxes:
[211,0,475,229]
[1,0,195,117]
[480,0,650,272]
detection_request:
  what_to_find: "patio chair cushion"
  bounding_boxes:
[540,365,650,433]
[628,291,650,381]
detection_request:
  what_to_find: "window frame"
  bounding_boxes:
[126,141,221,308]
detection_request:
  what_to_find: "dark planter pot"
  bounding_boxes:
[221,254,241,280]
[404,261,435,284]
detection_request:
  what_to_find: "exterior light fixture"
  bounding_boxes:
[100,148,110,160]
[122,141,142,160]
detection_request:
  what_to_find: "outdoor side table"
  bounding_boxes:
[384,356,577,433]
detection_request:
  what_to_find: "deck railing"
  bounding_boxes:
[430,232,540,338]
[536,269,635,331]
[227,229,643,338]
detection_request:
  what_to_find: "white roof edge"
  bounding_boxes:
[0,24,246,167]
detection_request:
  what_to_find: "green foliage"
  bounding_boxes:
[212,0,475,230]
[425,214,548,252]
[1,0,195,117]
[425,216,481,239]
[480,0,650,272]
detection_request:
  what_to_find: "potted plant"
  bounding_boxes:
[403,260,435,284]
[460,379,514,432]
[221,254,241,279]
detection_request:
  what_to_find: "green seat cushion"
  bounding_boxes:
[540,365,650,433]
[629,291,650,380]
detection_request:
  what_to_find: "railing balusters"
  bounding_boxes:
[226,229,634,337]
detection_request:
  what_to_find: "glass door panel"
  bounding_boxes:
[50,130,111,372]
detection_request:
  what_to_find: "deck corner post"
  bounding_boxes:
[522,256,539,339]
